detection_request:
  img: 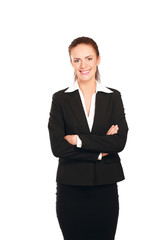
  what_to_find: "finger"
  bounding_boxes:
[110,125,119,135]
[107,125,117,135]
[64,135,70,142]
[102,153,109,157]
[107,125,119,135]
[106,125,115,135]
[110,125,118,134]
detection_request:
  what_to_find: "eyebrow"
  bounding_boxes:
[73,55,93,60]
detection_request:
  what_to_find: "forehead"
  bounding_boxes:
[70,44,96,58]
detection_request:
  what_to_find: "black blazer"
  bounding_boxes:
[48,86,128,186]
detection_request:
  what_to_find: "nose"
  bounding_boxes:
[80,60,87,69]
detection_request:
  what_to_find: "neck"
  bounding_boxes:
[77,79,97,95]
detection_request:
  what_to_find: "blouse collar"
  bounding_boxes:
[64,80,113,93]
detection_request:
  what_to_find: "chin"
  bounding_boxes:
[78,74,95,82]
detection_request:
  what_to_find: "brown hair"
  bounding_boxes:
[68,36,101,82]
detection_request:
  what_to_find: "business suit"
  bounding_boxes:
[48,83,128,240]
[48,85,128,186]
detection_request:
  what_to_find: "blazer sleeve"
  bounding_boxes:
[48,93,100,162]
[78,91,129,153]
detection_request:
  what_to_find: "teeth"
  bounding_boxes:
[81,70,90,73]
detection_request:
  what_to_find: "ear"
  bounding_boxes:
[97,55,101,66]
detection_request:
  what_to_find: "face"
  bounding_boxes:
[70,44,101,82]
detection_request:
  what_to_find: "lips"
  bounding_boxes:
[80,70,91,75]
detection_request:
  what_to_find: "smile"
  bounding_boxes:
[80,70,91,75]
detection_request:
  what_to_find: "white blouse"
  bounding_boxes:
[65,80,113,160]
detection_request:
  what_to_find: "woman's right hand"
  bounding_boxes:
[102,125,119,157]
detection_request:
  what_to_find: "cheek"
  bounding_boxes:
[72,65,78,73]
[88,60,97,68]
[75,66,80,73]
[90,64,97,73]
[72,63,80,71]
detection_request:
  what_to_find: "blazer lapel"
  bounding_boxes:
[66,90,90,133]
[91,92,105,134]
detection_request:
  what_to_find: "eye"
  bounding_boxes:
[74,59,80,63]
[88,57,93,61]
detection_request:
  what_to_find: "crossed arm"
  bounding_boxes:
[64,125,119,157]
[48,91,128,162]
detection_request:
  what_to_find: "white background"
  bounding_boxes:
[0,0,160,239]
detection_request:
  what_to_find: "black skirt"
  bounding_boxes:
[56,183,119,240]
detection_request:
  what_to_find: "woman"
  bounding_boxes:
[48,36,128,240]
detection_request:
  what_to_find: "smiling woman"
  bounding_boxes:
[48,36,128,240]
[69,36,101,82]
[70,44,100,82]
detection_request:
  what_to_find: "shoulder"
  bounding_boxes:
[104,87,122,100]
[107,87,120,94]
[53,87,68,97]
[51,87,71,104]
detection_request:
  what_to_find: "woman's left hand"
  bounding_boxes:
[64,135,78,145]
